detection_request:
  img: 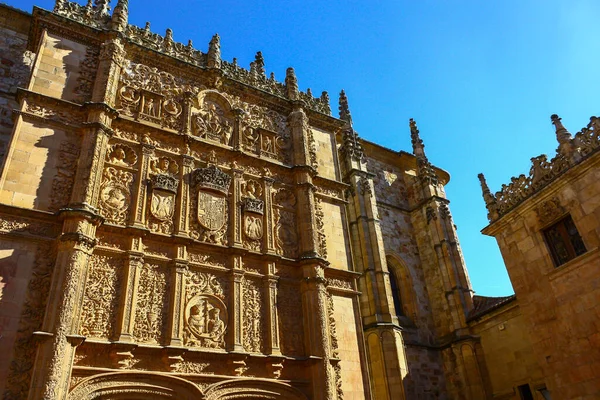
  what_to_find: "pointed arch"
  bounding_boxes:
[386,254,418,327]
[68,371,203,399]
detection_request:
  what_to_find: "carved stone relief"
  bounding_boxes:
[315,197,328,259]
[191,99,233,146]
[190,164,231,245]
[273,188,298,258]
[49,141,80,212]
[80,253,121,339]
[99,166,134,225]
[183,269,228,349]
[242,179,264,251]
[106,143,138,167]
[147,156,179,234]
[243,278,264,353]
[133,263,168,344]
[117,62,195,131]
[277,283,304,356]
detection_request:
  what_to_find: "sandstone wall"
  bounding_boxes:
[487,153,600,399]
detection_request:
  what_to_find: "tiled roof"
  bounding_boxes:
[467,294,516,321]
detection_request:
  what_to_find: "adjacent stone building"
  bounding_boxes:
[0,1,598,399]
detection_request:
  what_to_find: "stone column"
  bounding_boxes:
[229,256,245,352]
[116,252,143,342]
[301,264,335,400]
[264,261,281,355]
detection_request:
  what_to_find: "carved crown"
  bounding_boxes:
[243,198,264,215]
[193,165,231,194]
[152,174,179,193]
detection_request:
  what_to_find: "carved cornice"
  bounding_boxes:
[483,115,600,223]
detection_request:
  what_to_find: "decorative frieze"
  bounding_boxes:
[80,253,121,339]
[133,263,168,344]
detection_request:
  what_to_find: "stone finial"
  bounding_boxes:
[54,0,66,12]
[111,0,128,32]
[144,22,151,34]
[478,173,499,222]
[94,0,110,17]
[320,91,331,114]
[551,114,572,144]
[285,67,299,100]
[163,28,174,52]
[255,51,266,78]
[551,114,581,162]
[409,118,438,185]
[207,34,221,69]
[338,90,352,125]
[409,118,425,157]
[338,91,364,162]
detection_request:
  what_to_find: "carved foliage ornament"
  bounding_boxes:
[80,253,121,339]
[133,263,168,344]
[536,197,566,226]
[273,188,298,258]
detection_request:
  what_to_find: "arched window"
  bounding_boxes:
[386,255,417,328]
[389,268,404,317]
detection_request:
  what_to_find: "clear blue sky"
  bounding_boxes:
[14,0,600,296]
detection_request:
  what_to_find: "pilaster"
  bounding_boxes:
[301,263,335,400]
[229,255,245,352]
[130,143,154,228]
[167,259,187,347]
[231,167,244,248]
[116,252,143,342]
[264,261,281,355]
[175,154,194,236]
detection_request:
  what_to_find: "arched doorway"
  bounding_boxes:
[68,371,203,399]
[204,378,309,400]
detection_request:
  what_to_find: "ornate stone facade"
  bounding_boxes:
[1,1,596,400]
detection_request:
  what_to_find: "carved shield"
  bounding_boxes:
[150,190,175,221]
[244,215,263,240]
[197,190,227,231]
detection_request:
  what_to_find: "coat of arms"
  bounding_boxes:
[197,191,227,231]
[151,190,175,221]
[193,164,232,233]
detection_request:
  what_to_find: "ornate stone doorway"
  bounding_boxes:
[68,373,309,400]
[67,372,203,399]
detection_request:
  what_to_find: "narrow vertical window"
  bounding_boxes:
[389,269,404,316]
[543,215,586,267]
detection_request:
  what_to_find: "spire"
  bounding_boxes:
[207,34,221,69]
[320,91,331,114]
[338,91,363,162]
[285,67,299,100]
[254,51,266,78]
[409,118,438,185]
[111,0,128,32]
[409,118,425,157]
[338,90,352,126]
[478,173,499,222]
